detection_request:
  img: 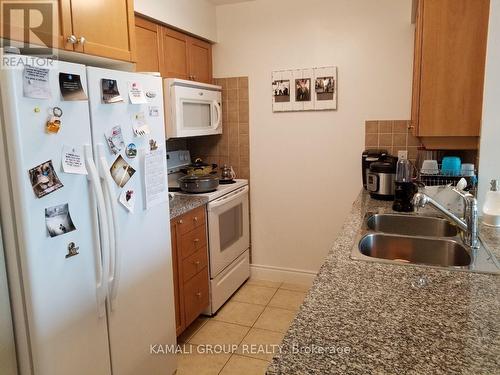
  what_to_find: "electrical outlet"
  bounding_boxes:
[397,150,408,160]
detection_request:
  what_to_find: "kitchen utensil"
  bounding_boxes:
[420,160,439,175]
[178,174,220,193]
[367,156,397,200]
[461,163,475,177]
[362,149,388,189]
[181,158,218,176]
[482,180,500,227]
[441,156,461,176]
[393,159,417,212]
[220,164,236,182]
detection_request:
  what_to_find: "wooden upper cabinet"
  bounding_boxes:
[134,16,213,83]
[188,37,213,84]
[161,27,190,80]
[134,17,162,73]
[68,0,136,61]
[411,0,489,148]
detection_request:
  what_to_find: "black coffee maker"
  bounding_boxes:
[392,158,417,212]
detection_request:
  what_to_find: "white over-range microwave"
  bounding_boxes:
[164,78,222,139]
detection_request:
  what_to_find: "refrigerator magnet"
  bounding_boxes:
[110,155,136,188]
[149,139,158,151]
[132,112,151,137]
[61,145,87,175]
[125,143,137,159]
[28,160,64,198]
[45,107,63,134]
[148,106,159,117]
[101,79,124,104]
[45,203,76,237]
[128,82,147,104]
[59,73,88,101]
[119,189,136,213]
[105,125,125,155]
[23,66,51,99]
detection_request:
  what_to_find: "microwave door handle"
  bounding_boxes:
[208,186,249,211]
[213,100,222,129]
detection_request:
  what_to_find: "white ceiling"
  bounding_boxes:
[208,0,255,5]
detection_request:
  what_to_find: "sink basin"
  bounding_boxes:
[366,214,458,237]
[357,233,471,267]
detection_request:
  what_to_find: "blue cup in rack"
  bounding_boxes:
[441,156,462,176]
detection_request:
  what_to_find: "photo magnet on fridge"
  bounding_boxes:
[119,189,136,213]
[28,160,64,198]
[59,73,88,101]
[101,79,124,104]
[45,203,76,238]
[23,66,51,99]
[110,155,136,188]
[105,125,125,155]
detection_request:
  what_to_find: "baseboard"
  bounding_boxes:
[250,264,317,286]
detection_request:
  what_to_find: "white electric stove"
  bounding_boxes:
[167,150,250,314]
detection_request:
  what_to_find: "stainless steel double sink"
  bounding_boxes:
[351,213,500,274]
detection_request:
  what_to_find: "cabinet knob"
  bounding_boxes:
[77,36,86,45]
[193,238,200,243]
[194,260,201,266]
[193,216,198,222]
[196,292,202,298]
[67,35,77,44]
[178,219,183,224]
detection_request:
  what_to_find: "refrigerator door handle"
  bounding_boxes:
[84,145,108,318]
[97,144,121,311]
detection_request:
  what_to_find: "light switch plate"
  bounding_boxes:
[397,150,408,160]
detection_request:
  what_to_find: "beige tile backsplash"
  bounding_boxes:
[185,77,250,180]
[365,120,422,162]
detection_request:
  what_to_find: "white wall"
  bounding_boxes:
[478,0,500,209]
[134,0,217,42]
[213,0,414,277]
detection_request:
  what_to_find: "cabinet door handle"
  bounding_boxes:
[67,35,77,44]
[193,238,200,244]
[193,216,198,222]
[196,292,202,298]
[77,36,86,45]
[178,219,183,224]
[193,260,201,266]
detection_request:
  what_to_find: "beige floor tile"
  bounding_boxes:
[268,289,306,311]
[176,345,231,375]
[213,301,265,327]
[246,278,282,288]
[219,355,269,375]
[188,320,250,347]
[232,284,277,305]
[237,328,284,361]
[177,316,209,344]
[280,282,311,293]
[254,307,296,333]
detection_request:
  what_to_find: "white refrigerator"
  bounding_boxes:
[0,56,176,375]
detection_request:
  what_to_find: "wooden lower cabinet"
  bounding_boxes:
[170,206,209,336]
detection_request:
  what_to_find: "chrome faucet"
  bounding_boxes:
[413,189,479,249]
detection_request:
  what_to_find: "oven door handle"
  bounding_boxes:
[208,186,249,210]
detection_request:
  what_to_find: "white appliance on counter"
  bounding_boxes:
[0,56,176,375]
[163,79,222,139]
[167,151,250,314]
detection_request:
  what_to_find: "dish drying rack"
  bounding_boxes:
[418,165,477,187]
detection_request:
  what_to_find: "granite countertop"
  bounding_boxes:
[169,194,208,220]
[267,190,500,375]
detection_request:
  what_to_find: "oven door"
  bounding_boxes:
[207,186,250,277]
